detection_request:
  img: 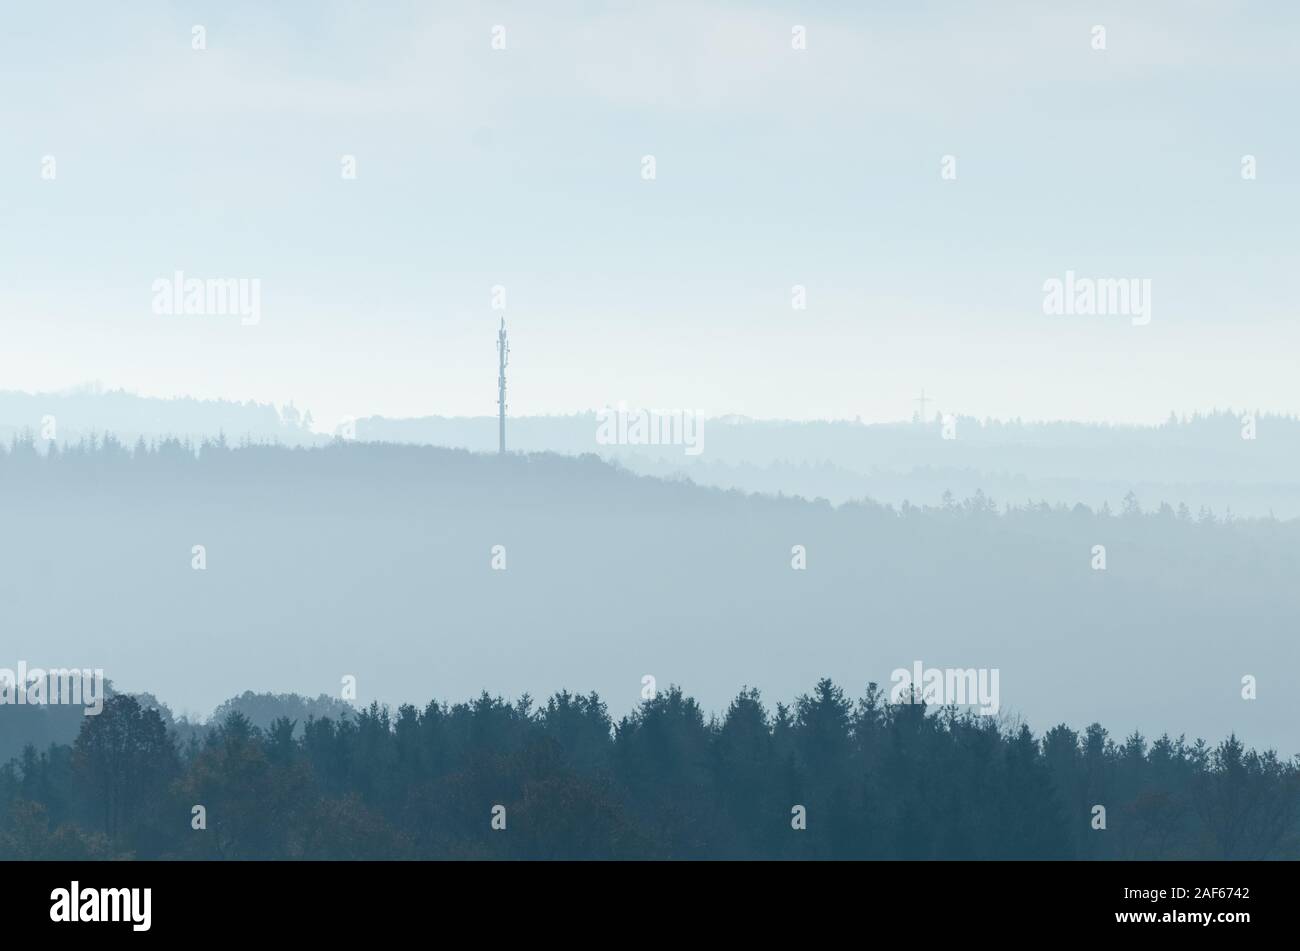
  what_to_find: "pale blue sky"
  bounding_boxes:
[1,0,1297,429]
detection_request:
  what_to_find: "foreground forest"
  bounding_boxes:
[2,682,1296,860]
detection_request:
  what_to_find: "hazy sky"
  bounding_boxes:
[2,1,1298,429]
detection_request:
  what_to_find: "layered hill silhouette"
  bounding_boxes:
[1,434,1294,754]
[5,388,1297,516]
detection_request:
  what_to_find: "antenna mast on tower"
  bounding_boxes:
[497,318,509,454]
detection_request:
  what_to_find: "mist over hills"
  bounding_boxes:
[4,387,1298,516]
[0,386,317,449]
[1,434,1295,754]
[361,410,1300,517]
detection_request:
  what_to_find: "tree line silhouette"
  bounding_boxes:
[2,681,1295,860]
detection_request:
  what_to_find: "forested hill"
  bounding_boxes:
[0,387,315,447]
[5,389,1298,515]
[359,410,1300,516]
[359,408,1299,482]
[1,437,1294,752]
